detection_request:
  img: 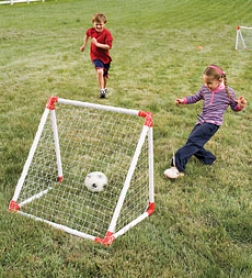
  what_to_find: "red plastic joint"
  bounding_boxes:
[146,202,155,216]
[57,176,64,182]
[138,111,153,127]
[94,231,115,246]
[9,200,20,212]
[237,25,240,30]
[46,96,58,110]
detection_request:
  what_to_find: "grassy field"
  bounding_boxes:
[0,0,252,277]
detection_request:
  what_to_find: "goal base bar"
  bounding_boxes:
[10,201,155,246]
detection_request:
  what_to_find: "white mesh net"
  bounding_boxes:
[236,26,252,50]
[15,99,153,240]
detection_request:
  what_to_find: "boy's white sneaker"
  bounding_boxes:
[164,166,184,179]
[99,89,106,98]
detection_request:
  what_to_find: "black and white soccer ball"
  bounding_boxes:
[84,171,108,192]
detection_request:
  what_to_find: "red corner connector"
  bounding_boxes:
[46,96,58,110]
[138,111,153,127]
[94,231,115,246]
[9,200,20,212]
[146,202,155,216]
[57,176,64,182]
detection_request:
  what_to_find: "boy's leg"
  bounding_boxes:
[96,68,104,89]
[103,63,110,94]
[174,123,219,172]
[103,77,107,90]
[96,69,107,98]
[93,60,107,97]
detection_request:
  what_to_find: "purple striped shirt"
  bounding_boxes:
[183,85,242,126]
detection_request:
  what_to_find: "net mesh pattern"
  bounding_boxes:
[17,102,150,238]
[237,27,252,50]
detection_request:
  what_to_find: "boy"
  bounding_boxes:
[80,13,113,98]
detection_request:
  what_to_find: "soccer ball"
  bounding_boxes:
[84,171,108,192]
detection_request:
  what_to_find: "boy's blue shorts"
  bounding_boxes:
[92,59,110,78]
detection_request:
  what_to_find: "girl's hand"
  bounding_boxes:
[175,98,185,105]
[237,96,247,109]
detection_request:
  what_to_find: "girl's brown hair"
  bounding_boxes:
[204,64,233,100]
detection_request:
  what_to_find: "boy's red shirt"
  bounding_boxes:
[86,28,113,64]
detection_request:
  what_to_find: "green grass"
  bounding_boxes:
[1,0,252,277]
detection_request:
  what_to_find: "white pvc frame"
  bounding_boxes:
[0,0,44,5]
[9,97,155,246]
[235,25,252,51]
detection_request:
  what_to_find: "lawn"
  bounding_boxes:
[0,0,251,277]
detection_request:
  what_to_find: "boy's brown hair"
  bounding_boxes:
[92,13,107,24]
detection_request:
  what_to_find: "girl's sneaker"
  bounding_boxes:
[164,166,184,179]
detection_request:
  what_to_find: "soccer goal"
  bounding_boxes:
[235,25,252,51]
[0,0,44,5]
[9,97,155,246]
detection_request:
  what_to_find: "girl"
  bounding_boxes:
[164,64,247,179]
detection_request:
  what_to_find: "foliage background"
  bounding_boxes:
[0,0,251,277]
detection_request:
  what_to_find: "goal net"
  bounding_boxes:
[235,25,252,50]
[9,97,155,246]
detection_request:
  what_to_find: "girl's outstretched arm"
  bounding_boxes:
[237,96,247,110]
[175,98,186,105]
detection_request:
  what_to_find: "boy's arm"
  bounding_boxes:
[80,34,89,52]
[91,30,113,50]
[91,37,111,50]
